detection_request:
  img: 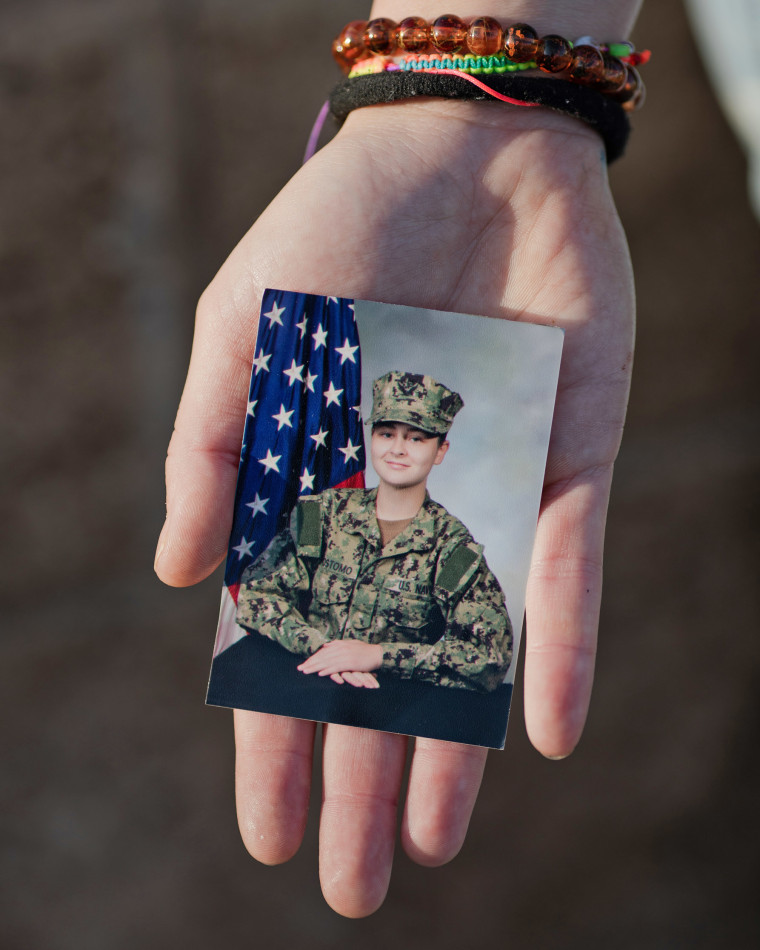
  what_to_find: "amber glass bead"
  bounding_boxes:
[430,14,468,53]
[332,20,369,72]
[396,16,429,52]
[624,83,646,111]
[600,53,627,93]
[615,65,645,110]
[613,64,641,102]
[363,18,397,54]
[466,16,503,56]
[536,34,573,72]
[504,23,539,62]
[568,44,606,84]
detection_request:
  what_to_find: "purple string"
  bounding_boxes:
[303,100,331,164]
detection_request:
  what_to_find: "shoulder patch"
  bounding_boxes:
[436,542,481,594]
[295,498,322,552]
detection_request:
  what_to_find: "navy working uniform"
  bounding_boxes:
[236,371,513,692]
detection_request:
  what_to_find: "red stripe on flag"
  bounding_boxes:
[335,471,365,490]
[228,583,240,605]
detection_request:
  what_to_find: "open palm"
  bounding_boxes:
[155,99,634,916]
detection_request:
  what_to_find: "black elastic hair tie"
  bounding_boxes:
[329,73,630,163]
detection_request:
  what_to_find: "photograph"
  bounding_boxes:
[208,289,563,748]
[6,0,760,940]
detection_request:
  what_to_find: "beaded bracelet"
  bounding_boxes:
[333,16,648,109]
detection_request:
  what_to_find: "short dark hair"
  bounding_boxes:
[371,421,447,446]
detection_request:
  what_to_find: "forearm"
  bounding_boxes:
[380,595,513,692]
[369,1,643,40]
[380,635,510,692]
[237,589,330,656]
[236,532,329,656]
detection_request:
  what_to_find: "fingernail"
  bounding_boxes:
[154,522,168,572]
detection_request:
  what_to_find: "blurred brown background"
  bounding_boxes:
[2,1,758,947]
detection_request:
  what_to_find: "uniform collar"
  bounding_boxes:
[341,487,381,545]
[342,487,438,555]
[383,493,438,556]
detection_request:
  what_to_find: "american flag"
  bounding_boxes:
[223,289,366,597]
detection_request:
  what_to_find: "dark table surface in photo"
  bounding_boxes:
[208,633,513,748]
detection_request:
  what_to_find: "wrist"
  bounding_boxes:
[328,98,616,239]
[341,94,604,165]
[367,3,643,41]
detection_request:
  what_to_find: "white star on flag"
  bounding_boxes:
[327,296,338,304]
[222,291,364,602]
[232,536,254,559]
[252,351,271,375]
[338,438,361,463]
[312,324,328,350]
[351,404,362,414]
[258,449,281,473]
[310,428,328,449]
[283,359,304,386]
[324,381,343,407]
[263,302,285,326]
[245,493,269,517]
[335,338,359,365]
[272,404,294,430]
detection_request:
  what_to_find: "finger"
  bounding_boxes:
[320,726,407,917]
[351,673,379,689]
[401,738,487,866]
[234,710,316,865]
[297,658,320,673]
[524,464,613,759]
[298,658,329,674]
[155,278,262,587]
[301,657,346,676]
[330,673,345,684]
[341,672,364,688]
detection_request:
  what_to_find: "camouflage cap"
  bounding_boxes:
[368,371,464,436]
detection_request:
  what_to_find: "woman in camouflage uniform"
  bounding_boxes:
[236,371,513,692]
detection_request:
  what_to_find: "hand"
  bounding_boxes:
[329,671,381,689]
[156,99,634,916]
[299,641,383,676]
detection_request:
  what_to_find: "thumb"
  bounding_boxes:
[154,285,260,587]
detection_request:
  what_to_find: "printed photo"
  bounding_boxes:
[207,290,563,748]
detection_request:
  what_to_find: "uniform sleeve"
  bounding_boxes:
[235,504,330,657]
[380,551,513,692]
